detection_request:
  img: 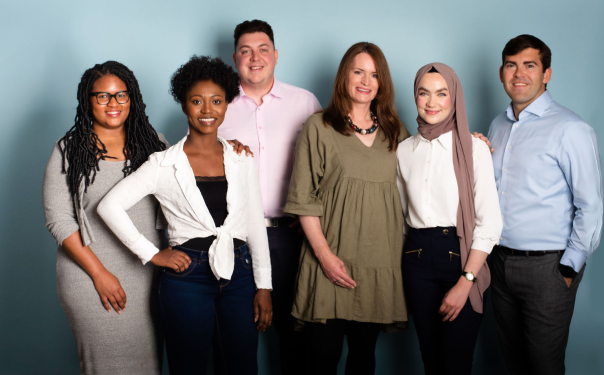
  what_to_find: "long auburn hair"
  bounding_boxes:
[322,42,405,151]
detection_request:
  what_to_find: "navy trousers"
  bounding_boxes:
[266,224,307,375]
[157,244,258,375]
[403,227,483,375]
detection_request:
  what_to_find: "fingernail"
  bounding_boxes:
[117,311,121,315]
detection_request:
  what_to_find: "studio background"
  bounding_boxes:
[1,0,602,374]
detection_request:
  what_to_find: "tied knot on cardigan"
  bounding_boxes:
[208,221,235,281]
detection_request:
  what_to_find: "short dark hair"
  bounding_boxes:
[233,20,275,49]
[170,55,240,104]
[502,34,552,72]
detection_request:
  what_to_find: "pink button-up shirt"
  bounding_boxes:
[218,79,321,218]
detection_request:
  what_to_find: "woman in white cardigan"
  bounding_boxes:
[98,56,272,375]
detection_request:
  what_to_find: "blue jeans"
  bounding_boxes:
[157,244,258,375]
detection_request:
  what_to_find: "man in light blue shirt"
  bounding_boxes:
[488,35,603,375]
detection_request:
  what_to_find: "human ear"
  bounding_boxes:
[543,67,552,85]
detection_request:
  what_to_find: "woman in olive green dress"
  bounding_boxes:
[284,42,410,375]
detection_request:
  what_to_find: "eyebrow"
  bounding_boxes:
[418,86,448,93]
[190,94,224,98]
[238,43,271,50]
[504,60,539,66]
[354,67,378,74]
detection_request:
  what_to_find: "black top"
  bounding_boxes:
[181,176,246,251]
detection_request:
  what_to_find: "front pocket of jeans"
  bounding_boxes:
[164,261,197,277]
[404,249,422,258]
[241,252,252,269]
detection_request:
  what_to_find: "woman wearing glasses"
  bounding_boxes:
[43,61,170,374]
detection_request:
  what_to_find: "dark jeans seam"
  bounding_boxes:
[214,307,228,375]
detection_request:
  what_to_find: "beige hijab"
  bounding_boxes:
[414,62,489,314]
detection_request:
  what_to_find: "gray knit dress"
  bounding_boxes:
[43,137,169,375]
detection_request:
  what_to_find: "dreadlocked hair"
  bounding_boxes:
[59,61,166,199]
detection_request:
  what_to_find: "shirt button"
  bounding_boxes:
[501,191,505,195]
[427,161,431,164]
[425,179,428,182]
[262,147,265,150]
[500,237,503,240]
[515,124,519,128]
[504,168,507,172]
[507,145,511,149]
[259,126,263,129]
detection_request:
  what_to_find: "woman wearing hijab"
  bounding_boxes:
[396,63,502,375]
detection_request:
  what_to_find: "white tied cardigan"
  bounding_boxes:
[98,136,272,290]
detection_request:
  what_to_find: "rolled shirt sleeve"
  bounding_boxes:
[97,154,162,264]
[471,139,503,254]
[558,123,603,272]
[245,157,272,290]
[284,117,326,217]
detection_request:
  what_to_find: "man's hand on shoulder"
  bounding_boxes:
[227,139,253,156]
[472,132,494,153]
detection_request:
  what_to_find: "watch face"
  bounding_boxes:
[466,273,475,281]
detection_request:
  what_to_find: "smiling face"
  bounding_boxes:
[233,32,278,89]
[182,80,228,135]
[90,74,130,131]
[500,47,551,114]
[346,52,379,106]
[415,72,452,125]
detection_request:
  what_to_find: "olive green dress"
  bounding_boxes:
[284,113,410,329]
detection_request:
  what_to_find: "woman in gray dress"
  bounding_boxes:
[42,61,169,374]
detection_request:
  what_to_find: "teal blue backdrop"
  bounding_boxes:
[1,0,603,374]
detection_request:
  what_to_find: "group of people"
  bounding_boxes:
[42,19,602,375]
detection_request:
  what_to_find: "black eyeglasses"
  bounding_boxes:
[90,91,130,105]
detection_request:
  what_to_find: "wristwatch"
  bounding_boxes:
[558,264,578,279]
[462,271,476,283]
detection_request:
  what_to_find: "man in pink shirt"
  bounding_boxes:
[217,20,321,374]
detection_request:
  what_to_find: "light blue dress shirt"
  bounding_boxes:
[488,90,603,272]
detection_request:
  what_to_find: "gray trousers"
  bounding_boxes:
[490,246,585,375]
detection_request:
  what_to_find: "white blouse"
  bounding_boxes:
[396,131,502,254]
[97,136,272,289]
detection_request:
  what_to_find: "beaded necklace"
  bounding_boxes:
[345,111,379,135]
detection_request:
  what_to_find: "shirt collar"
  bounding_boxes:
[232,77,282,103]
[412,131,452,152]
[506,90,553,121]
